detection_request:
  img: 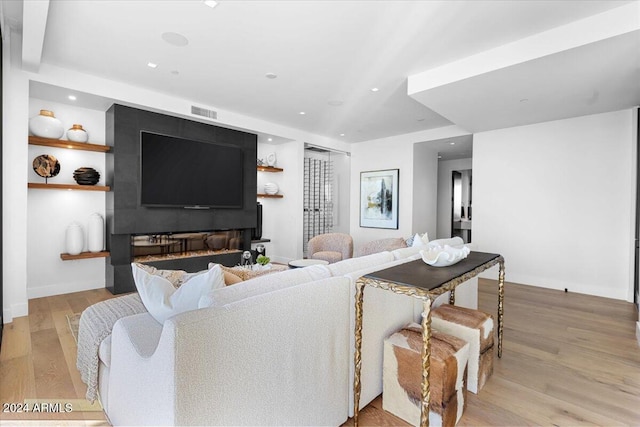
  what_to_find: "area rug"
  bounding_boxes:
[66,313,81,344]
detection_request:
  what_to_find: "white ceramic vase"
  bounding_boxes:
[266,152,277,167]
[65,222,85,255]
[29,110,64,139]
[67,124,89,143]
[87,213,104,252]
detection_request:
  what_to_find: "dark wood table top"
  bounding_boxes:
[364,251,501,292]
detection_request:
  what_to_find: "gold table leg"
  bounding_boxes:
[420,298,433,427]
[497,260,505,358]
[353,279,365,426]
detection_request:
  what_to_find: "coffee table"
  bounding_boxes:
[352,251,505,427]
[288,259,330,268]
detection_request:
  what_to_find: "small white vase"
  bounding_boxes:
[65,222,85,255]
[87,213,104,253]
[67,124,89,143]
[29,110,64,139]
[266,152,277,167]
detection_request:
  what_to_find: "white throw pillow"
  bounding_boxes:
[131,263,225,324]
[411,233,424,247]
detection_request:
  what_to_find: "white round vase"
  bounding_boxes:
[67,124,89,143]
[65,222,85,255]
[87,213,104,253]
[29,110,65,139]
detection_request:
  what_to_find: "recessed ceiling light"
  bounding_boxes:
[449,142,455,145]
[299,111,306,115]
[267,138,273,142]
[265,73,278,79]
[147,62,158,68]
[371,87,379,92]
[340,133,345,137]
[203,0,218,8]
[162,32,189,47]
[68,95,77,101]
[438,155,442,159]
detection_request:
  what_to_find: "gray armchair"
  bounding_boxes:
[307,233,353,264]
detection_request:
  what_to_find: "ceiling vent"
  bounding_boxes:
[191,106,218,120]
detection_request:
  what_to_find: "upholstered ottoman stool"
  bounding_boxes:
[431,305,494,393]
[383,324,469,427]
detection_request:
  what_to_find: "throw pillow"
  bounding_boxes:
[133,263,189,288]
[131,263,225,324]
[411,233,424,248]
[207,263,244,285]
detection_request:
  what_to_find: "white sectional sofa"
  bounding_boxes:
[92,244,476,426]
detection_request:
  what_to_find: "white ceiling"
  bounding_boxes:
[3,0,639,149]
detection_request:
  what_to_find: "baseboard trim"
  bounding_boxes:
[27,282,105,300]
[636,321,640,347]
[3,302,28,324]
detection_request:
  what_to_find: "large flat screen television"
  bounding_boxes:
[140,131,244,208]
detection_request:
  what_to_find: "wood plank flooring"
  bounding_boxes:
[1,280,638,426]
[0,288,117,425]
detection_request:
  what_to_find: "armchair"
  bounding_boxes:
[307,233,353,264]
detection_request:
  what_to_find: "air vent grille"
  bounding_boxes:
[191,106,218,120]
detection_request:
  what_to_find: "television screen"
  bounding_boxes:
[140,131,244,208]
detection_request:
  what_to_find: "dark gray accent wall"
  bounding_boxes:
[105,104,257,294]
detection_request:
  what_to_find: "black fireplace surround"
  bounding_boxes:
[106,104,258,294]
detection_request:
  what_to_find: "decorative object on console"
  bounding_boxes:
[29,109,64,139]
[420,243,470,267]
[266,152,277,167]
[73,167,100,185]
[87,213,104,253]
[65,222,85,255]
[32,154,61,182]
[264,182,279,195]
[67,124,89,143]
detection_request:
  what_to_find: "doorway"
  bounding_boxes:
[451,169,472,243]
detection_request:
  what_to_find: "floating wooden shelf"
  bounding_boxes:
[257,166,283,172]
[29,136,111,153]
[28,183,111,191]
[60,251,110,261]
[257,193,283,198]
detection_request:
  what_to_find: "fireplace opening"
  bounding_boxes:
[132,229,244,263]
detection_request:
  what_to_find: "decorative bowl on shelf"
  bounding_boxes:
[264,182,279,195]
[29,110,65,139]
[32,154,61,180]
[73,167,100,185]
[420,244,470,267]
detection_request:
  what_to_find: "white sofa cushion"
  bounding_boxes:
[391,246,424,260]
[326,251,395,277]
[199,266,316,308]
[131,263,225,323]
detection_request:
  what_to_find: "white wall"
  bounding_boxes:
[474,109,636,301]
[27,99,107,298]
[412,141,439,239]
[436,158,472,239]
[349,126,469,253]
[257,141,305,264]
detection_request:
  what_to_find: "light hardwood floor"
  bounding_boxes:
[1,280,639,426]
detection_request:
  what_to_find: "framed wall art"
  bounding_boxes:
[360,169,399,229]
